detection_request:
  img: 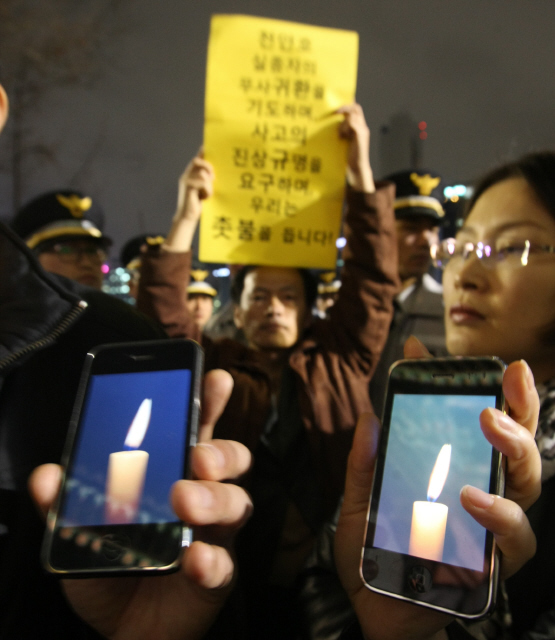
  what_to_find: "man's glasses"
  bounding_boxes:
[431,238,555,270]
[42,242,107,265]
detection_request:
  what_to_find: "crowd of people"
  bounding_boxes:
[0,67,552,640]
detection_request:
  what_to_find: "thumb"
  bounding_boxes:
[403,335,433,359]
[28,464,62,519]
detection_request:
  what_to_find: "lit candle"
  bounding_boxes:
[105,398,152,524]
[409,444,451,562]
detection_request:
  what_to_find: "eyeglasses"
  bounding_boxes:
[42,242,107,265]
[431,238,555,270]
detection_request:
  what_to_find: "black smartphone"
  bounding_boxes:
[361,357,506,618]
[42,338,203,577]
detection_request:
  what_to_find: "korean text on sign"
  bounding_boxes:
[201,14,359,268]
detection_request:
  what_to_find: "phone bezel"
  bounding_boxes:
[42,338,203,578]
[361,356,506,619]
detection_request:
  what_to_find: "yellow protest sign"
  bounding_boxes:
[200,14,359,268]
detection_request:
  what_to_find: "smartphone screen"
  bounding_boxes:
[43,339,202,577]
[362,357,505,618]
[59,369,191,528]
[374,393,496,572]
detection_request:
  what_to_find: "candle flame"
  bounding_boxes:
[124,398,152,448]
[427,444,451,502]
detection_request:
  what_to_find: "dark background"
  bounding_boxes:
[1,1,554,258]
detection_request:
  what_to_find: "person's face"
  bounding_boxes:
[186,293,214,330]
[38,239,106,290]
[395,215,440,282]
[443,177,555,380]
[234,267,310,351]
[127,270,140,301]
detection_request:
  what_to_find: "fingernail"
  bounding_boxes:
[495,411,517,433]
[461,485,494,508]
[520,360,535,391]
[196,443,225,469]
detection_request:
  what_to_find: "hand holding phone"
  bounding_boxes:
[31,369,253,640]
[42,339,206,577]
[362,357,507,618]
[334,358,540,640]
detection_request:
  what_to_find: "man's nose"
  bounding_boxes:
[417,228,437,247]
[76,251,98,266]
[266,295,284,314]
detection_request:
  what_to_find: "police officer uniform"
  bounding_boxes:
[369,170,448,419]
[12,190,110,252]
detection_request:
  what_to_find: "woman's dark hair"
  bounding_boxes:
[231,265,318,309]
[466,151,555,220]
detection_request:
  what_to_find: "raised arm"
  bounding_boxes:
[323,103,399,375]
[136,155,214,339]
[163,154,214,253]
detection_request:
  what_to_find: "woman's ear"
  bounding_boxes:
[0,84,9,134]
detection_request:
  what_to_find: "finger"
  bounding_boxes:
[192,439,252,482]
[198,370,234,442]
[188,157,214,175]
[460,486,536,579]
[336,103,363,117]
[403,335,432,359]
[338,105,365,139]
[480,408,541,511]
[338,119,354,140]
[183,540,235,590]
[171,479,253,529]
[187,178,213,201]
[28,464,62,518]
[502,360,539,438]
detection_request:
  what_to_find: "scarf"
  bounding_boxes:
[535,378,555,483]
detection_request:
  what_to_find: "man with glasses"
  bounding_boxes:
[11,189,110,290]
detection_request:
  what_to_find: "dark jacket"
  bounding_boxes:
[369,273,447,420]
[137,185,399,638]
[0,222,165,638]
[138,185,399,521]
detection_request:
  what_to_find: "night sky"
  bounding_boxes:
[1,1,554,257]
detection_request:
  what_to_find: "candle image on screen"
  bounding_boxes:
[409,444,452,562]
[105,398,152,524]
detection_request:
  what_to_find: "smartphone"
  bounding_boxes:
[361,357,506,618]
[42,338,203,577]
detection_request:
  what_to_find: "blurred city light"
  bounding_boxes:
[444,185,468,198]
[336,237,347,249]
[213,267,231,277]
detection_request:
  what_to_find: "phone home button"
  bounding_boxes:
[100,534,129,561]
[408,565,433,594]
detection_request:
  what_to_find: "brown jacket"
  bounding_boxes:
[137,184,399,518]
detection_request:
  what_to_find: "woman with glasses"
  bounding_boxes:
[424,151,555,638]
[434,155,555,382]
[303,152,554,640]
